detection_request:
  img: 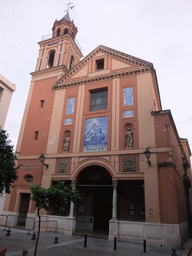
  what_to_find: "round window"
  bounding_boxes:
[25,175,33,183]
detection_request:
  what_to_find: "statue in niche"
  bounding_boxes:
[63,134,70,152]
[125,127,133,148]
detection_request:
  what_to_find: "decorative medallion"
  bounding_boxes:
[122,156,136,172]
[58,159,69,173]
[25,175,33,183]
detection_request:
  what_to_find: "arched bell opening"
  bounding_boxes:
[75,165,113,235]
[56,28,60,37]
[69,55,75,70]
[47,50,55,68]
[64,28,68,35]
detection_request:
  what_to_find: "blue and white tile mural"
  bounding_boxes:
[124,110,134,118]
[123,87,133,106]
[65,118,73,125]
[83,116,108,152]
[66,98,75,115]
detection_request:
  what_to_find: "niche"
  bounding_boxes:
[124,123,134,148]
[63,130,71,153]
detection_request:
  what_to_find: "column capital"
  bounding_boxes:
[71,179,77,187]
[112,180,118,188]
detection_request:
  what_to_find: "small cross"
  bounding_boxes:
[65,1,75,14]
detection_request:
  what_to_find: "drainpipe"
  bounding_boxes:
[182,157,192,237]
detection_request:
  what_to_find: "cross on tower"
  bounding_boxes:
[65,1,75,14]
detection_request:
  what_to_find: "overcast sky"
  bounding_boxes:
[1,0,192,155]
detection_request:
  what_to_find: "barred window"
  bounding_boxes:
[0,86,4,100]
[90,90,107,111]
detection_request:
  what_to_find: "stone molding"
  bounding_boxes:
[52,45,154,89]
[53,66,151,89]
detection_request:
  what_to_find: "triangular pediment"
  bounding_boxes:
[53,45,153,89]
[71,64,89,79]
[111,58,136,70]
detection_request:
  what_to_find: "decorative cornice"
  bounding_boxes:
[53,66,152,90]
[158,161,176,168]
[16,147,171,160]
[30,65,68,78]
[151,70,162,110]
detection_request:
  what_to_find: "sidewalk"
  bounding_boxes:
[1,227,192,256]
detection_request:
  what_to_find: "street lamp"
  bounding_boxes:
[39,153,49,169]
[144,148,151,167]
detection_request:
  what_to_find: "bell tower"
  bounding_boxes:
[15,12,83,158]
[35,13,83,72]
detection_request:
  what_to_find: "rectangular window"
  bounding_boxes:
[96,59,104,70]
[124,87,133,106]
[34,131,39,140]
[0,86,4,100]
[40,100,44,108]
[90,89,108,111]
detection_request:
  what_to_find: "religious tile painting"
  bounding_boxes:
[65,118,73,125]
[83,116,108,152]
[123,87,133,106]
[124,110,134,118]
[66,98,75,115]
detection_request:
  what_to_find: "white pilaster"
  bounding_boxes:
[112,180,118,219]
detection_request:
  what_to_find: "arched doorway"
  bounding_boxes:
[75,165,112,235]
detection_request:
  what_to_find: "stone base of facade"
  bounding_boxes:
[27,213,76,235]
[2,211,76,235]
[2,211,189,249]
[109,219,189,249]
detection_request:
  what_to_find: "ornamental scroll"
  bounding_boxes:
[122,156,136,172]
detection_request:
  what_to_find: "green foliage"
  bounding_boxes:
[30,181,82,213]
[0,129,17,194]
[29,184,49,211]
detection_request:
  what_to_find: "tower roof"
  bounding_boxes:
[62,13,71,22]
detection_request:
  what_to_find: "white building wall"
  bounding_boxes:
[0,75,16,214]
[0,74,16,129]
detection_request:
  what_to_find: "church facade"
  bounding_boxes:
[3,14,192,248]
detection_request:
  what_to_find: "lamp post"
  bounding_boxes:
[39,153,49,169]
[144,148,151,167]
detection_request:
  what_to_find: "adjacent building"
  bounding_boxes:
[0,75,16,129]
[3,14,192,248]
[0,75,16,214]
